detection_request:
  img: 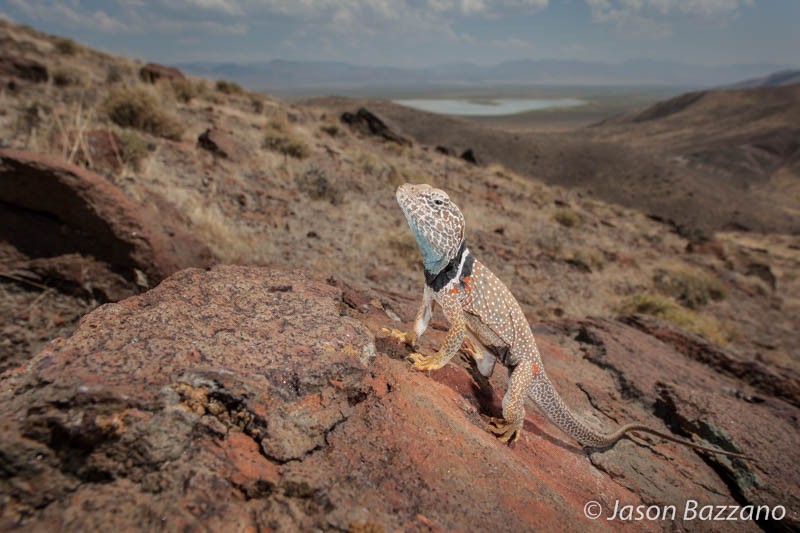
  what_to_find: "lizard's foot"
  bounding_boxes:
[408,352,446,371]
[488,417,522,444]
[381,328,417,347]
[461,337,483,361]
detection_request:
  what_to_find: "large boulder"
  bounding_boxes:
[1,267,796,530]
[0,149,214,298]
[139,62,185,84]
[340,107,412,146]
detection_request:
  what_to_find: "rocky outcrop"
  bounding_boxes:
[198,128,245,161]
[0,54,48,83]
[1,266,796,530]
[340,107,412,146]
[139,62,185,83]
[0,149,214,299]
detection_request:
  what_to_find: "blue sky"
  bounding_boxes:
[1,1,798,67]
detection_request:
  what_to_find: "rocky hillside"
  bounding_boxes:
[311,84,800,235]
[1,21,799,530]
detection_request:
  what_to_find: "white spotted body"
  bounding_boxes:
[389,182,751,459]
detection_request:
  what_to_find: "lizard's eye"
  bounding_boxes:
[433,199,444,206]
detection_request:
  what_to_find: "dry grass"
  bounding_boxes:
[262,118,310,159]
[54,37,80,55]
[157,187,274,264]
[553,208,582,228]
[170,78,202,103]
[653,266,727,309]
[215,79,244,95]
[617,292,730,345]
[102,86,183,140]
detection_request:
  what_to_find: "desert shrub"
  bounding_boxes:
[567,248,605,272]
[106,64,133,84]
[617,293,730,345]
[297,165,343,204]
[118,130,150,170]
[320,125,338,137]
[170,79,199,103]
[653,268,727,309]
[102,86,184,140]
[52,67,83,88]
[263,131,309,159]
[553,208,581,228]
[250,95,265,114]
[215,79,244,95]
[54,37,80,55]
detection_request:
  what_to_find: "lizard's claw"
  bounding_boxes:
[461,337,482,361]
[408,352,445,371]
[488,417,522,444]
[382,328,416,347]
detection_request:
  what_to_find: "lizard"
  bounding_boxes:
[384,182,750,460]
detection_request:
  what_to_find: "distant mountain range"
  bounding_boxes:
[178,58,793,94]
[725,69,800,89]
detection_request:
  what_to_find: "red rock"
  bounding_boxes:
[139,62,185,83]
[0,149,214,293]
[198,128,245,161]
[0,268,796,530]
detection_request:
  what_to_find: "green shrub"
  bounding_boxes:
[102,87,184,140]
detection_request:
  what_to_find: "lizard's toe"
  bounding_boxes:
[488,417,522,443]
[408,352,443,371]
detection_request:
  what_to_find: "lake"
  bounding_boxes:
[392,98,586,116]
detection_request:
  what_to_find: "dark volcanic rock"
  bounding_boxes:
[198,128,244,161]
[460,147,481,165]
[139,62,185,83]
[340,107,411,146]
[0,54,48,83]
[0,149,214,295]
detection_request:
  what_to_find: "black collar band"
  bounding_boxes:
[425,240,473,292]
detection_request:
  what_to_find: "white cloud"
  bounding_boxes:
[8,0,127,33]
[584,0,754,37]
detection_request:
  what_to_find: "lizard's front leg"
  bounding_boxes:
[409,293,465,371]
[384,286,433,348]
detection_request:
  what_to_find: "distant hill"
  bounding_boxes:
[180,58,791,95]
[725,69,800,89]
[312,83,800,235]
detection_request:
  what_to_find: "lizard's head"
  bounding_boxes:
[396,183,465,274]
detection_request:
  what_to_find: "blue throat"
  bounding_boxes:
[410,225,448,274]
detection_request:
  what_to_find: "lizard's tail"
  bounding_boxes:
[529,373,752,460]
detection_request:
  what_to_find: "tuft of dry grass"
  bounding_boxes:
[52,67,83,88]
[553,208,582,228]
[617,293,730,345]
[102,86,183,140]
[215,79,244,95]
[297,165,343,204]
[170,78,201,103]
[653,266,727,309]
[262,118,309,159]
[54,37,80,55]
[118,130,150,171]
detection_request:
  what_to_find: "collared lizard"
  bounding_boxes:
[385,182,750,459]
